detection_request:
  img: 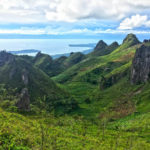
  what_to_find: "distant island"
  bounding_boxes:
[5,44,95,58]
[8,49,40,54]
[69,43,96,47]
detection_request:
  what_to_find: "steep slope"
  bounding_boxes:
[115,33,140,52]
[50,56,68,76]
[0,51,77,112]
[123,33,140,47]
[88,41,119,57]
[33,52,53,76]
[89,40,108,56]
[64,52,85,67]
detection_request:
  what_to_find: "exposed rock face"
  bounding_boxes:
[0,51,15,66]
[22,69,29,85]
[16,88,30,111]
[131,44,150,84]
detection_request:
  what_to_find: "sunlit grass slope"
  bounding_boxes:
[0,108,150,150]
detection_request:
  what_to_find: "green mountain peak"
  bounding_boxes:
[90,40,108,56]
[123,33,140,46]
[94,40,107,51]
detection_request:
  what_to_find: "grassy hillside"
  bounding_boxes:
[33,52,53,76]
[0,52,78,113]
[1,34,150,149]
[33,52,85,77]
[52,34,150,119]
[89,41,119,57]
[0,107,150,150]
[53,43,138,84]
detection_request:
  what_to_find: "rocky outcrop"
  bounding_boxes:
[0,51,15,66]
[22,69,29,85]
[131,44,150,84]
[16,88,30,111]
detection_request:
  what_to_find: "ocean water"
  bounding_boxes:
[0,39,116,55]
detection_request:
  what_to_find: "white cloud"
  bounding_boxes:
[118,14,150,30]
[0,0,50,23]
[0,26,150,35]
[45,0,131,22]
[118,14,148,30]
[0,26,93,35]
[0,28,45,35]
[0,0,150,23]
[0,0,150,36]
[45,0,150,22]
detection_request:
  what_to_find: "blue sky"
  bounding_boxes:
[0,0,150,39]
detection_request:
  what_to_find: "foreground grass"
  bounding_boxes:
[0,107,150,150]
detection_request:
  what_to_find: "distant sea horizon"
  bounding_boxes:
[0,39,122,56]
[0,33,148,56]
